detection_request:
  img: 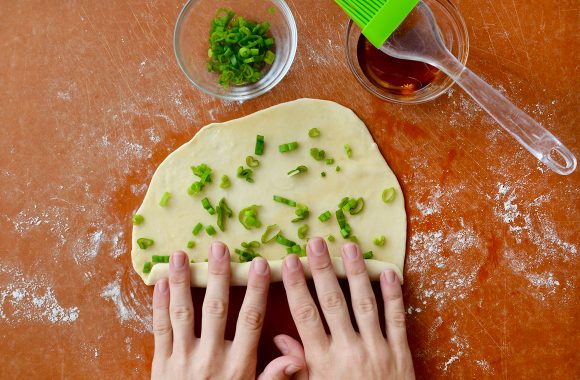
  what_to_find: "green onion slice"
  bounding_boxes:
[373,235,386,247]
[137,238,154,249]
[327,234,335,242]
[246,155,260,168]
[143,262,153,273]
[219,198,233,217]
[318,211,332,222]
[192,223,203,236]
[350,198,365,215]
[152,255,170,263]
[276,233,296,247]
[292,204,310,223]
[187,241,196,249]
[321,172,326,177]
[132,214,144,225]
[205,225,217,236]
[344,144,352,158]
[348,235,359,243]
[273,195,296,207]
[382,187,396,203]
[159,192,171,207]
[310,148,326,161]
[288,165,308,176]
[239,205,262,229]
[325,158,335,165]
[201,197,216,215]
[336,166,341,172]
[237,166,254,183]
[279,141,299,153]
[308,128,321,138]
[220,175,231,189]
[297,224,309,240]
[216,205,225,231]
[255,135,265,156]
[363,251,374,260]
[261,224,280,243]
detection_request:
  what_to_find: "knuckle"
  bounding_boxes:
[246,281,268,297]
[293,303,318,323]
[240,307,264,331]
[320,291,345,314]
[355,296,376,314]
[385,291,403,303]
[203,298,227,318]
[170,271,190,286]
[312,258,334,273]
[387,311,407,328]
[170,305,193,322]
[152,319,172,336]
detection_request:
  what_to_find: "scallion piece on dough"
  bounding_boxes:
[152,255,170,263]
[336,166,341,172]
[288,165,308,176]
[137,238,154,249]
[237,166,254,183]
[350,198,365,215]
[336,209,347,228]
[340,224,352,238]
[327,234,335,242]
[205,225,217,236]
[338,197,350,209]
[373,235,386,247]
[187,241,196,249]
[216,205,225,231]
[297,224,309,240]
[189,181,203,195]
[292,204,310,223]
[220,175,231,189]
[325,158,334,165]
[192,223,203,236]
[143,262,153,273]
[287,244,301,254]
[279,141,299,153]
[261,224,280,243]
[241,240,261,249]
[318,211,332,222]
[308,128,321,138]
[276,234,296,247]
[363,251,374,260]
[321,171,326,177]
[273,195,296,207]
[239,205,262,229]
[159,192,171,207]
[344,144,352,158]
[201,197,216,215]
[342,198,358,213]
[246,155,260,168]
[310,148,326,161]
[382,187,396,203]
[132,214,144,225]
[349,235,359,243]
[219,198,233,217]
[255,135,265,156]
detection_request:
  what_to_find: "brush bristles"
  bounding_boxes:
[336,0,388,27]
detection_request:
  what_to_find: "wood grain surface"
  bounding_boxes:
[1,0,578,378]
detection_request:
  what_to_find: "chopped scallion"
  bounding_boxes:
[363,251,374,260]
[255,135,265,156]
[292,204,310,223]
[349,235,359,243]
[201,197,216,215]
[219,198,233,217]
[278,141,299,153]
[143,262,153,273]
[308,128,321,138]
[216,205,225,231]
[239,205,262,229]
[327,234,335,242]
[261,224,281,243]
[273,195,296,207]
[235,246,261,262]
[318,211,332,222]
[310,148,326,161]
[276,234,296,247]
[350,198,365,215]
[220,175,231,189]
[246,155,260,168]
[205,225,217,236]
[137,238,154,249]
[152,255,170,263]
[325,158,334,165]
[192,223,203,236]
[382,187,396,203]
[286,244,302,254]
[288,165,308,176]
[344,144,352,158]
[297,224,309,240]
[237,166,254,183]
[336,166,341,172]
[187,241,196,249]
[159,192,171,207]
[132,214,144,225]
[321,171,326,177]
[374,235,386,246]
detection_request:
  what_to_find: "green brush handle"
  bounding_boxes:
[364,0,420,49]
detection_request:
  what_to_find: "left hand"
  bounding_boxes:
[151,241,305,380]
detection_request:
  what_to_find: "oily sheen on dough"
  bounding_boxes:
[131,99,406,286]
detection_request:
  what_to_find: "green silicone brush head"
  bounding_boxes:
[336,0,420,48]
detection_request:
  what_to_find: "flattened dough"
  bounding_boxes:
[131,99,406,286]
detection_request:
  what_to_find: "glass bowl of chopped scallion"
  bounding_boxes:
[174,0,297,101]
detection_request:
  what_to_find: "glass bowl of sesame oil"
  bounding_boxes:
[345,0,469,104]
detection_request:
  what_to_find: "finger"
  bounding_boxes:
[342,243,382,343]
[273,334,305,359]
[380,270,410,354]
[257,356,304,380]
[152,279,172,359]
[282,253,329,352]
[306,237,356,342]
[200,242,230,349]
[231,257,270,359]
[168,250,194,353]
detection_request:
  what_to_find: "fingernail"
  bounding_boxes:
[343,243,358,260]
[284,364,300,376]
[211,242,226,259]
[172,251,186,268]
[156,280,168,293]
[285,254,300,271]
[274,337,289,355]
[383,270,397,284]
[253,258,267,274]
[309,237,326,256]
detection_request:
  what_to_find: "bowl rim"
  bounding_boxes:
[344,0,470,105]
[173,0,298,101]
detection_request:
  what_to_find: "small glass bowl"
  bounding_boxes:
[174,0,297,101]
[345,0,469,104]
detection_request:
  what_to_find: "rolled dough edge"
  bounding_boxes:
[144,257,404,287]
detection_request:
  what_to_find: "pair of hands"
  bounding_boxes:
[151,237,415,379]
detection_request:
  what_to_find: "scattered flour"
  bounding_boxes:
[0,266,79,324]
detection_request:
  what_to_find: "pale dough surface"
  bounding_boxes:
[131,99,407,286]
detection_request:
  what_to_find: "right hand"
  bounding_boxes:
[271,237,415,380]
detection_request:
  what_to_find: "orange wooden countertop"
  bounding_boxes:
[1,0,578,378]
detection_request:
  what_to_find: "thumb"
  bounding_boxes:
[257,335,307,380]
[257,356,304,380]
